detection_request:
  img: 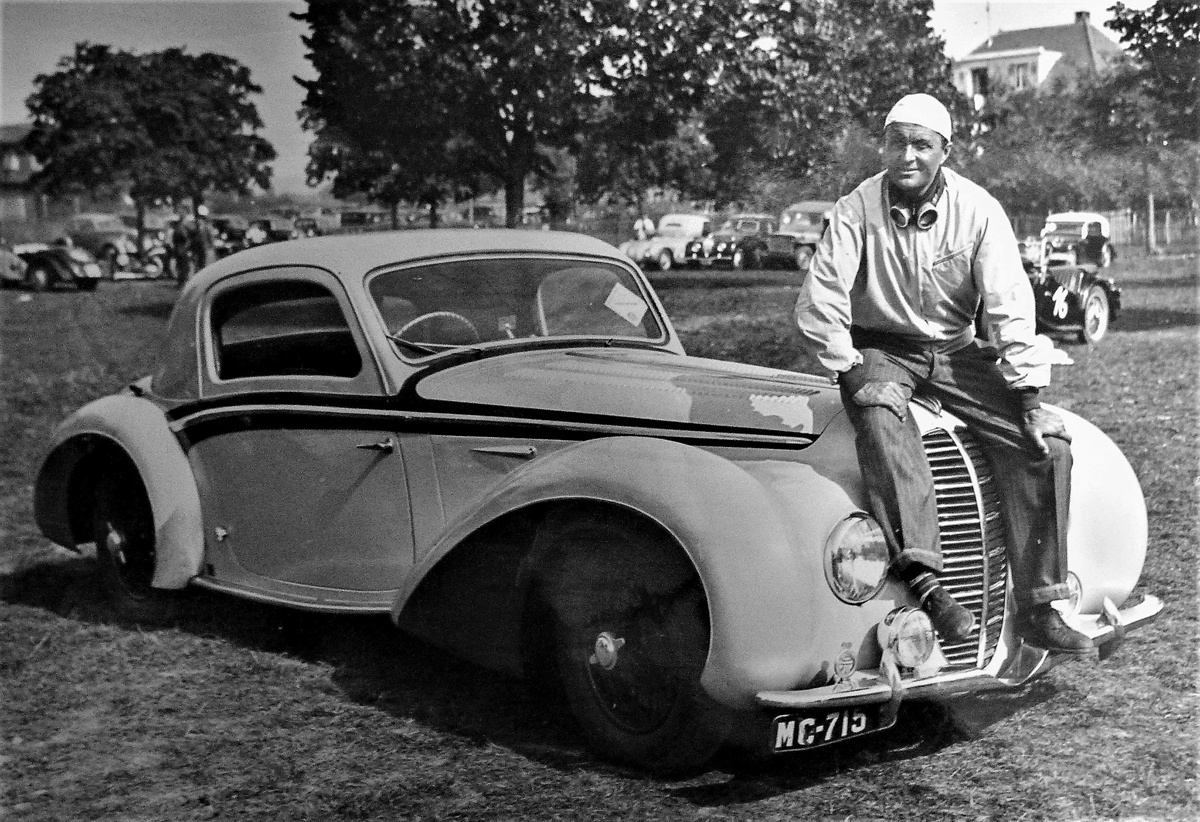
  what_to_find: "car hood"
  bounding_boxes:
[414,347,844,437]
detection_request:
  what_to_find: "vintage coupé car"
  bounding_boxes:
[683,213,777,270]
[4,241,105,291]
[1041,211,1115,268]
[33,230,1160,773]
[618,213,711,271]
[763,200,835,271]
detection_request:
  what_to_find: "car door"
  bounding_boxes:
[182,267,416,595]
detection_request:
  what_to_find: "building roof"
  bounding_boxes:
[0,123,32,146]
[966,14,1122,75]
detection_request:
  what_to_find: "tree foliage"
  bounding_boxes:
[296,0,736,226]
[24,43,275,215]
[1106,0,1199,142]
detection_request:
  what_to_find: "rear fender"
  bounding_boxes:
[34,393,203,589]
[392,434,869,710]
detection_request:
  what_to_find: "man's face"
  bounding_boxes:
[883,123,950,197]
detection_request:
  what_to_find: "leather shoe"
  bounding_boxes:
[921,586,976,644]
[1019,604,1094,655]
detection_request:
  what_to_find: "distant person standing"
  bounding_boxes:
[190,205,215,272]
[170,215,192,285]
[634,213,655,241]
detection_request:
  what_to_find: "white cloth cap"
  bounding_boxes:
[884,94,952,142]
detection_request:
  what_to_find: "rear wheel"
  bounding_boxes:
[528,511,726,774]
[730,248,746,271]
[91,461,181,623]
[1078,285,1110,344]
[794,245,814,272]
[656,250,673,272]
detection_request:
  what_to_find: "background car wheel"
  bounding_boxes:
[26,265,52,292]
[528,510,727,774]
[794,245,814,272]
[91,459,181,623]
[730,248,746,271]
[76,280,99,292]
[656,250,673,272]
[1078,285,1110,344]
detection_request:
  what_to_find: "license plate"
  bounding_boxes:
[771,705,890,752]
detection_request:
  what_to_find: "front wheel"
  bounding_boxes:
[656,250,673,272]
[92,462,181,623]
[730,248,746,271]
[26,265,52,292]
[528,512,726,774]
[794,245,814,272]
[1078,285,1110,344]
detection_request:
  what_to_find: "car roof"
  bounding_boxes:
[184,228,626,293]
[1046,211,1104,222]
[783,201,835,211]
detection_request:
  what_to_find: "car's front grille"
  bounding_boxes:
[923,427,1008,669]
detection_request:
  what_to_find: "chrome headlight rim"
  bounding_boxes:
[823,512,890,605]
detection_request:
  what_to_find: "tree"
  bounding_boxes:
[294,0,735,227]
[25,43,275,235]
[700,0,960,199]
[1107,1,1199,142]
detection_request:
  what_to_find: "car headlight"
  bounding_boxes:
[877,607,935,668]
[823,513,889,604]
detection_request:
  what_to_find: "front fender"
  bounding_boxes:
[392,434,875,710]
[34,393,204,589]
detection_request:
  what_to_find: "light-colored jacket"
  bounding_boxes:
[795,167,1050,389]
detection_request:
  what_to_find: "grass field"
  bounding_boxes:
[1,253,1196,821]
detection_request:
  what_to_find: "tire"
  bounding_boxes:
[27,265,52,292]
[528,511,727,774]
[1077,285,1110,345]
[794,245,814,271]
[730,248,746,271]
[76,279,99,292]
[656,250,673,272]
[91,460,181,623]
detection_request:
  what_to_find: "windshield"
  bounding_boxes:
[1043,221,1086,239]
[368,256,665,358]
[721,219,762,233]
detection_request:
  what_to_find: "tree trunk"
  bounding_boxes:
[390,201,399,230]
[505,172,525,228]
[1146,190,1157,254]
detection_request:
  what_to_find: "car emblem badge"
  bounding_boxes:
[832,643,857,692]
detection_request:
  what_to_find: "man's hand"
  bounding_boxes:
[851,381,908,421]
[1023,407,1071,457]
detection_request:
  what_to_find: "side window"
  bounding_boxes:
[211,279,362,380]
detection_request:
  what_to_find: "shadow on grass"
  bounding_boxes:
[1109,306,1199,333]
[115,296,177,321]
[1,553,1059,795]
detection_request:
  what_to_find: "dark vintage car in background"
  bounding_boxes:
[1020,236,1121,344]
[4,241,104,291]
[245,215,300,248]
[763,200,835,271]
[684,213,777,270]
[33,230,1159,774]
[212,214,249,258]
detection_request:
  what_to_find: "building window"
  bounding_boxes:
[971,68,990,97]
[1010,62,1032,89]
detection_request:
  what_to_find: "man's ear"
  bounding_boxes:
[942,140,953,161]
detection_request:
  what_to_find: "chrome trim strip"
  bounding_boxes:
[190,576,395,614]
[169,402,814,447]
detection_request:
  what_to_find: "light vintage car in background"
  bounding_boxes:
[618,213,711,271]
[683,213,777,270]
[1041,211,1115,268]
[61,212,137,276]
[33,230,1160,773]
[763,200,835,271]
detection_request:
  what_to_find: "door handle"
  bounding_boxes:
[355,437,396,454]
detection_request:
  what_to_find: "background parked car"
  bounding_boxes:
[0,238,26,284]
[1041,211,1115,268]
[618,212,711,271]
[211,214,249,258]
[61,212,137,276]
[5,241,104,291]
[1021,236,1121,344]
[684,213,777,270]
[763,200,834,271]
[245,215,300,247]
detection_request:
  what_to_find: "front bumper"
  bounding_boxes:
[755,595,1162,715]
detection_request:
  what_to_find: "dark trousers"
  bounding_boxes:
[840,333,1072,608]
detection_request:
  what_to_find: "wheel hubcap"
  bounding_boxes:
[590,631,626,670]
[105,525,127,566]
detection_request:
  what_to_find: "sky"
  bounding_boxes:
[0,0,1154,195]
